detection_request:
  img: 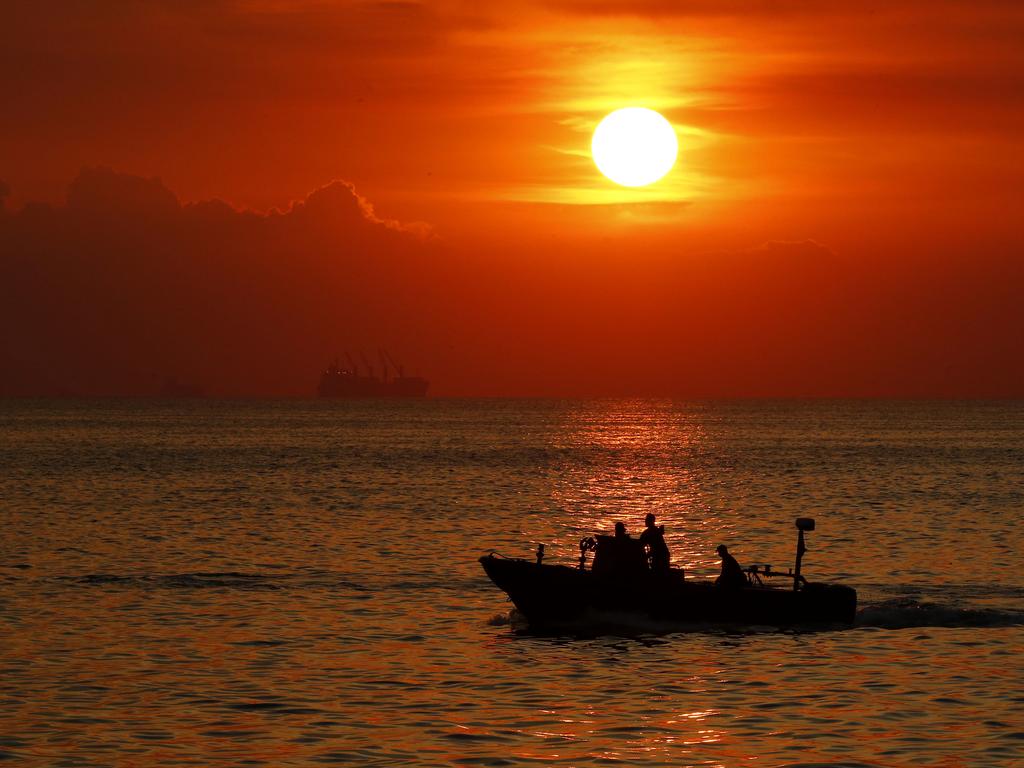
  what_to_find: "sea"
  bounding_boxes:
[1,399,1022,767]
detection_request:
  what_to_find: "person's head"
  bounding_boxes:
[645,513,656,527]
[717,544,728,556]
[615,521,626,537]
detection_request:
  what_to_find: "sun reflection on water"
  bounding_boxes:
[544,401,743,575]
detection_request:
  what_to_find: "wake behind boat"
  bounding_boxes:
[480,518,856,631]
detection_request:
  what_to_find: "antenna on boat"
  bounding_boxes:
[793,517,815,590]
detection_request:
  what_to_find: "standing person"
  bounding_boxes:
[639,513,671,574]
[715,544,747,589]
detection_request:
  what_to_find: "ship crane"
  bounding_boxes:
[317,351,428,398]
[359,351,374,380]
[384,349,405,379]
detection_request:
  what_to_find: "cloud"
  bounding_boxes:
[288,180,433,239]
[1,170,1021,398]
[550,0,1024,22]
[747,239,835,259]
[0,168,437,396]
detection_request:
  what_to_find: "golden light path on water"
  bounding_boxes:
[547,401,748,574]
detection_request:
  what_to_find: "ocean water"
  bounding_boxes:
[1,399,1022,767]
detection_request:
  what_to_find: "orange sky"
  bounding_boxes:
[1,0,1022,396]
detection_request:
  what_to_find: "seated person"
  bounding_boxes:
[592,522,647,576]
[715,544,747,589]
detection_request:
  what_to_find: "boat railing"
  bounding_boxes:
[482,550,519,561]
[745,563,808,589]
[578,537,597,569]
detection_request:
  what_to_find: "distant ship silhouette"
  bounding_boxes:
[318,351,429,398]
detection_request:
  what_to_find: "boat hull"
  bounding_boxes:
[479,555,857,630]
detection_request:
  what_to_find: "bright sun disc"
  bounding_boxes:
[592,107,678,187]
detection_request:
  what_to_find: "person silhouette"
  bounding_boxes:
[715,544,746,589]
[639,513,671,574]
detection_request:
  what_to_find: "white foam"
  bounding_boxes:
[856,598,1024,629]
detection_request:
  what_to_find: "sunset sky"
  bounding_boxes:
[2,0,1022,397]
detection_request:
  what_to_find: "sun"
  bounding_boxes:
[591,107,678,187]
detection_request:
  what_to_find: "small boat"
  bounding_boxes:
[480,518,857,631]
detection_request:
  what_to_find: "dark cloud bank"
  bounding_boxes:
[0,169,1020,397]
[0,168,440,397]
